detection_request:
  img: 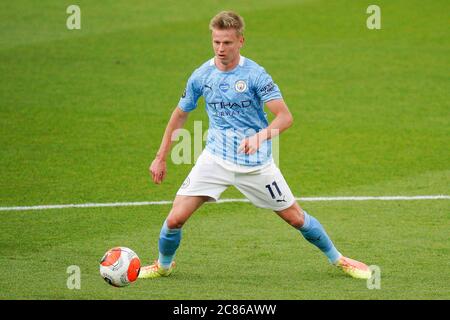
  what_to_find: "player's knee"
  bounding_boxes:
[289,210,305,229]
[166,215,185,229]
[290,218,303,229]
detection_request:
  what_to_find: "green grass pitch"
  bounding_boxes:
[0,0,449,299]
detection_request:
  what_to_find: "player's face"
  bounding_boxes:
[212,28,244,67]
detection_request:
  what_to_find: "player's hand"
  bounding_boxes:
[149,158,167,184]
[238,135,261,155]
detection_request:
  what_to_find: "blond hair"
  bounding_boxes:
[209,11,245,36]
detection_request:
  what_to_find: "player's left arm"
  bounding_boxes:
[238,98,293,155]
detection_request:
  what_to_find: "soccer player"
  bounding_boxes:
[139,11,371,280]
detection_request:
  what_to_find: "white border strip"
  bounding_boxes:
[0,195,448,212]
[298,195,450,201]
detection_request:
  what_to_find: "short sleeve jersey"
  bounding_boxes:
[178,56,282,167]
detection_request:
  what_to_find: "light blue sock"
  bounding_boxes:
[299,211,342,264]
[158,220,182,269]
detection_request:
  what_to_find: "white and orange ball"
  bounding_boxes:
[99,247,141,287]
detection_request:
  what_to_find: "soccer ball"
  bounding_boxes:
[99,247,141,287]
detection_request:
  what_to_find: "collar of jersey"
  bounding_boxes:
[209,55,246,73]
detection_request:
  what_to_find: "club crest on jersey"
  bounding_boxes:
[219,83,230,92]
[234,80,247,93]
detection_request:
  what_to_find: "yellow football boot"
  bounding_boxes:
[138,260,175,279]
[336,256,371,279]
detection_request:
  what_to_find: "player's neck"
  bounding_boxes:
[214,55,240,72]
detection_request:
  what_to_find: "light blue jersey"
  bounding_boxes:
[178,56,282,167]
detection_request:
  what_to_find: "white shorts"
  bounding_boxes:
[176,150,295,211]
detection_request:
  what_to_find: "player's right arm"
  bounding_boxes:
[149,106,189,184]
[150,68,202,184]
